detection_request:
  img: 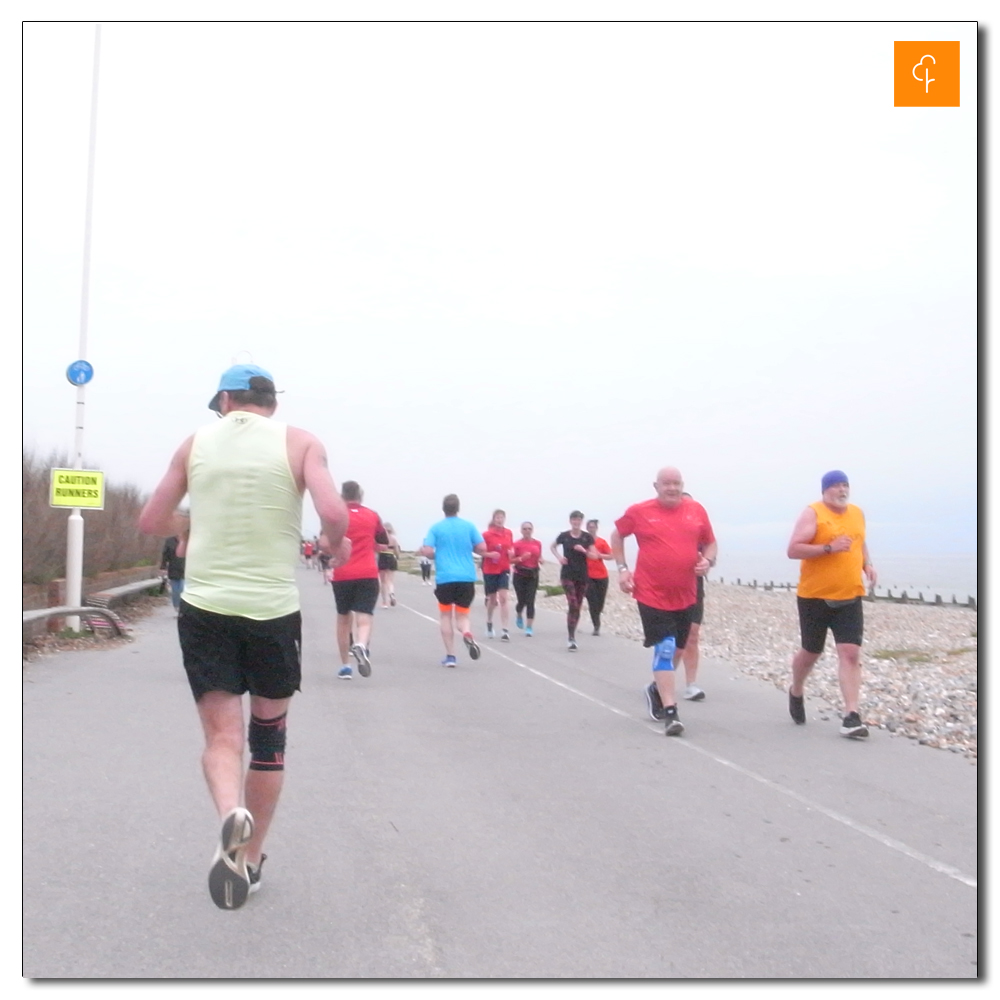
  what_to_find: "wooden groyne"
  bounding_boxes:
[717,578,976,611]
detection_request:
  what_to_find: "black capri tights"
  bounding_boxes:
[513,570,539,620]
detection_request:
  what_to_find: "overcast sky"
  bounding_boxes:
[22,20,978,559]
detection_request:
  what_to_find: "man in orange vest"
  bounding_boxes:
[786,470,878,738]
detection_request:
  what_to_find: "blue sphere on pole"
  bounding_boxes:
[66,360,94,386]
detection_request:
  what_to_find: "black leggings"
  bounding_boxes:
[513,570,539,620]
[585,576,609,628]
[562,577,588,637]
[420,563,431,581]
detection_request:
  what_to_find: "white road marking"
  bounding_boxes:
[400,601,976,890]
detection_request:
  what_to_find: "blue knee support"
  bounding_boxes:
[651,636,677,671]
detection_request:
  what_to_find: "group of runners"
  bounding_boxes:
[139,363,878,911]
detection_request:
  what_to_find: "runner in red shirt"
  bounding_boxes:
[511,521,544,636]
[329,481,389,679]
[482,509,515,641]
[611,467,717,736]
[584,518,615,636]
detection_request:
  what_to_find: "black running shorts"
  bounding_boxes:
[482,571,510,595]
[434,581,476,610]
[797,596,864,653]
[331,577,380,616]
[378,553,398,572]
[636,602,694,651]
[177,600,302,701]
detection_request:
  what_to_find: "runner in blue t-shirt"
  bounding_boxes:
[419,494,487,667]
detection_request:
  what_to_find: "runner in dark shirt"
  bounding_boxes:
[550,510,599,650]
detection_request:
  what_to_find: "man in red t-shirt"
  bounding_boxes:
[329,481,389,679]
[482,509,515,640]
[584,518,614,636]
[611,467,717,736]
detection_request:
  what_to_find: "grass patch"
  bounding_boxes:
[871,649,932,662]
[540,584,565,596]
[947,647,976,656]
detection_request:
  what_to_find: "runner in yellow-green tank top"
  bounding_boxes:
[139,364,350,910]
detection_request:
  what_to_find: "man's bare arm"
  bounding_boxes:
[138,437,193,537]
[610,529,634,593]
[787,507,851,558]
[299,433,350,559]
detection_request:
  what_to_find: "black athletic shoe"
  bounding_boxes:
[789,692,806,725]
[350,643,372,678]
[645,682,667,721]
[463,632,481,660]
[500,629,510,642]
[208,807,254,910]
[663,705,684,737]
[248,854,267,895]
[567,639,578,651]
[592,627,600,637]
[840,712,869,739]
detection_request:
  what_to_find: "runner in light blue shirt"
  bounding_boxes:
[419,494,487,667]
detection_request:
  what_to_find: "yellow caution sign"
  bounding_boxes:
[50,468,105,509]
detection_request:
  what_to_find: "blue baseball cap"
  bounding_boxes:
[208,364,277,412]
[821,470,849,492]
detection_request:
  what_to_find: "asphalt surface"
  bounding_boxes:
[23,568,978,979]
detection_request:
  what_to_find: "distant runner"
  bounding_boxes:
[418,494,487,667]
[511,521,544,637]
[786,470,877,738]
[550,511,599,651]
[329,481,389,680]
[419,554,433,585]
[139,363,350,909]
[482,509,515,641]
[611,468,716,737]
[584,518,614,637]
[378,523,401,608]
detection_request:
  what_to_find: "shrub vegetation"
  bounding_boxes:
[23,447,161,585]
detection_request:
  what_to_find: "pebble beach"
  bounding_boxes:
[533,564,978,761]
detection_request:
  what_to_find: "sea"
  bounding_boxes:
[711,552,978,603]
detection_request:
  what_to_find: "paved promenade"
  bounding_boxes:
[23,567,977,978]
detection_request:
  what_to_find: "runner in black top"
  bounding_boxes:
[550,510,599,650]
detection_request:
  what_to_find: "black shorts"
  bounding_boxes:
[434,581,476,610]
[177,600,302,702]
[378,553,398,572]
[636,602,694,651]
[482,571,510,595]
[331,577,380,616]
[689,575,705,626]
[797,596,864,653]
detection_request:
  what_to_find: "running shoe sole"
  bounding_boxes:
[664,718,685,737]
[350,643,372,678]
[464,634,481,660]
[840,719,870,738]
[684,688,706,701]
[208,807,254,910]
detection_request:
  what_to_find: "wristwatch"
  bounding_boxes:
[616,563,629,572]
[823,544,832,554]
